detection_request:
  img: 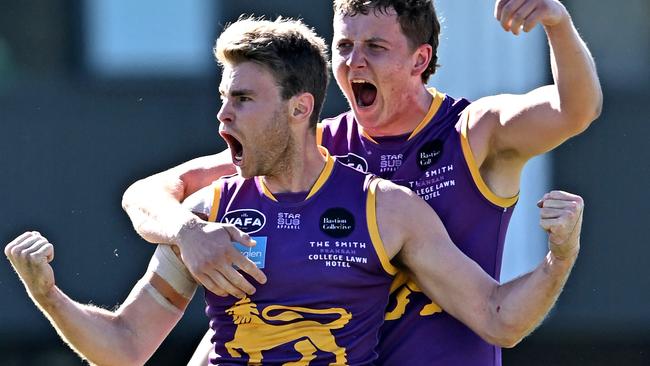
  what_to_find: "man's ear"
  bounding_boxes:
[412,43,432,77]
[289,92,315,122]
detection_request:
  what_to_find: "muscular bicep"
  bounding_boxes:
[469,86,584,162]
[376,182,498,337]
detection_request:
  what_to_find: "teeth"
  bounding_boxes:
[351,79,369,84]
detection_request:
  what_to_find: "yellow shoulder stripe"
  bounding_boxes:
[208,181,222,222]
[459,113,518,207]
[366,178,398,276]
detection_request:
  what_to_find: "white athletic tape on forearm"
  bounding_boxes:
[141,281,183,315]
[147,245,198,299]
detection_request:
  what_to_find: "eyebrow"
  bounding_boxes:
[365,37,390,44]
[219,88,256,97]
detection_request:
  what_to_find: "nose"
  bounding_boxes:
[346,44,366,69]
[217,99,233,124]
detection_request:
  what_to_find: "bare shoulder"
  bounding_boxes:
[372,178,441,259]
[465,94,506,130]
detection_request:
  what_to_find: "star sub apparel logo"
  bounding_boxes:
[277,212,300,230]
[222,209,268,268]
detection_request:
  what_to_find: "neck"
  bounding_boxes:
[262,130,326,194]
[361,84,433,137]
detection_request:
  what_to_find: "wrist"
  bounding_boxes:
[543,9,572,33]
[173,215,205,248]
[546,245,579,270]
[32,285,63,311]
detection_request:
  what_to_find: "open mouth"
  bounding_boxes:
[351,80,377,108]
[220,132,244,166]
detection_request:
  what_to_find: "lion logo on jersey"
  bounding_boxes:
[225,297,352,365]
[384,274,442,320]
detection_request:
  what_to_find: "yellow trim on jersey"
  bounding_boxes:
[460,112,518,207]
[306,147,335,200]
[259,147,335,202]
[361,130,379,144]
[260,179,279,202]
[359,88,445,144]
[316,122,323,146]
[208,182,222,222]
[366,178,398,275]
[407,88,446,140]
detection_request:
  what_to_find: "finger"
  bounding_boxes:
[21,237,51,257]
[522,8,542,32]
[231,255,267,285]
[5,232,38,256]
[207,269,247,299]
[509,0,538,35]
[500,0,525,31]
[30,243,54,264]
[223,226,256,248]
[540,207,570,219]
[7,234,43,259]
[495,0,512,23]
[540,217,564,231]
[220,264,258,295]
[547,190,583,202]
[196,273,229,297]
[540,199,581,213]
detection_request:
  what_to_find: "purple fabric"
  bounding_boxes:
[321,95,516,366]
[205,162,394,365]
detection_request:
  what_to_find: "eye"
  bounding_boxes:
[336,41,353,52]
[237,96,252,102]
[368,43,386,51]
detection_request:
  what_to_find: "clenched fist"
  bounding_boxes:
[537,190,583,260]
[5,231,56,301]
[495,0,569,35]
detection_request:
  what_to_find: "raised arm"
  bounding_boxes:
[375,180,582,347]
[122,149,234,245]
[4,232,198,366]
[467,0,602,196]
[122,149,266,298]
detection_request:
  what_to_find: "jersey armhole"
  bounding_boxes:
[459,112,518,208]
[207,180,223,222]
[366,177,399,276]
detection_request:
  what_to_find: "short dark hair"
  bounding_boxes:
[334,0,440,82]
[214,17,330,127]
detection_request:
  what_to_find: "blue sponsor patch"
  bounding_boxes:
[233,236,267,269]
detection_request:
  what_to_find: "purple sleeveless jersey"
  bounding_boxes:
[320,89,518,366]
[203,152,397,365]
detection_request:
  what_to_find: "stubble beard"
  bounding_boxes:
[254,107,294,180]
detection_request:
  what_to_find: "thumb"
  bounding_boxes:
[223,226,257,248]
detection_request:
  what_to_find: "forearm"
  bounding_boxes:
[545,13,602,125]
[32,286,151,365]
[488,250,577,347]
[122,151,235,245]
[31,275,185,365]
[123,176,198,245]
